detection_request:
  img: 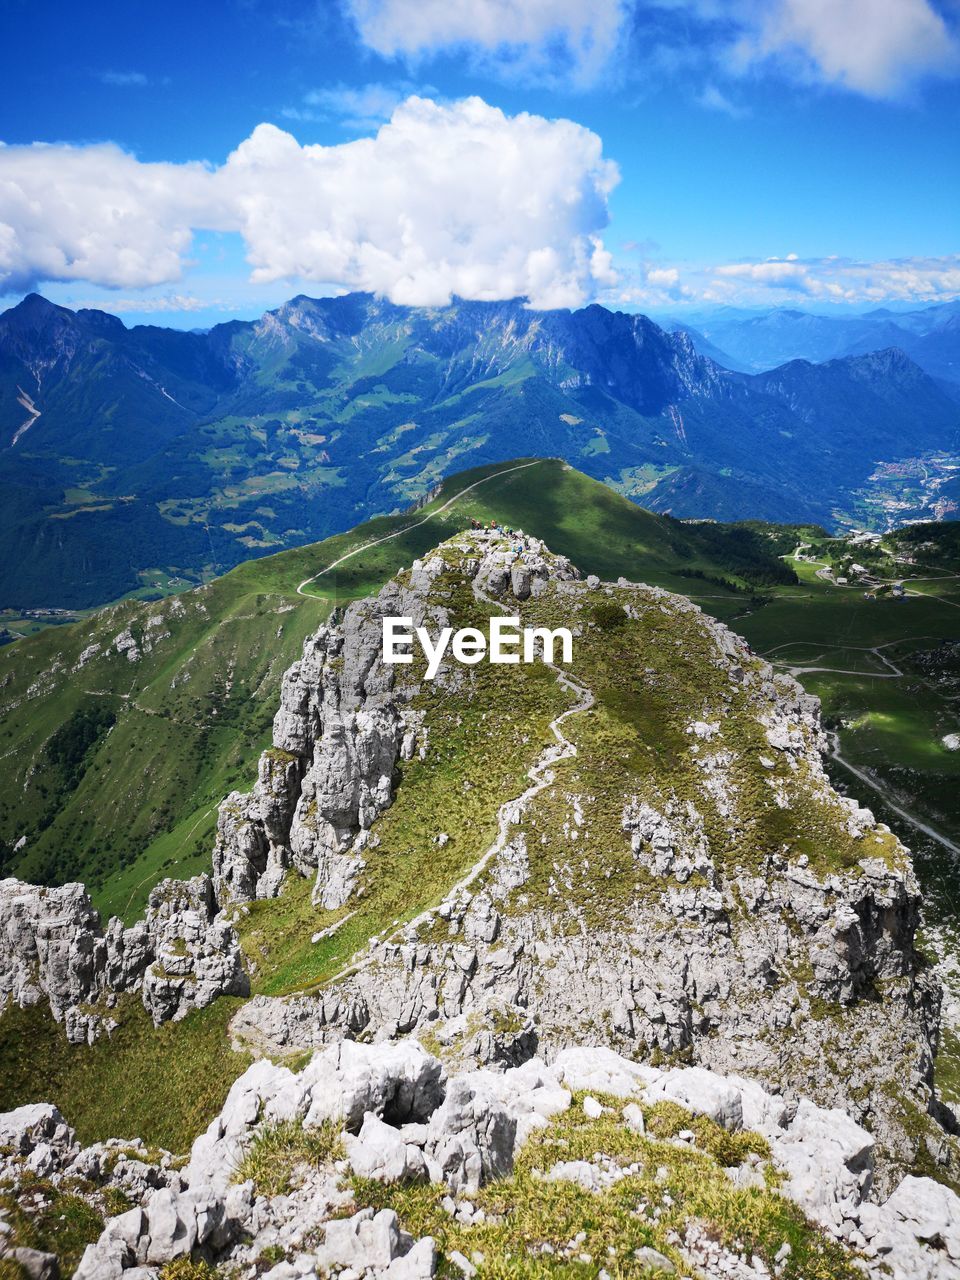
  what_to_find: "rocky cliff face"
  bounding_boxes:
[212,534,580,913]
[0,873,247,1042]
[220,530,947,1188]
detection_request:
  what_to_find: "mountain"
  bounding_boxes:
[2,292,959,609]
[0,460,802,921]
[2,513,959,1280]
[664,321,754,373]
[674,300,960,390]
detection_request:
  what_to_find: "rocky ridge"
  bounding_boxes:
[0,530,578,1042]
[3,1041,959,1279]
[210,531,581,911]
[218,530,947,1188]
[0,873,247,1042]
[1,527,957,1219]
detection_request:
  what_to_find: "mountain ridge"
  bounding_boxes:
[2,292,958,609]
[670,299,960,390]
[3,479,960,1279]
[1,520,954,1194]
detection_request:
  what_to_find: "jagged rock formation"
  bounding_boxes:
[225,530,945,1188]
[211,534,580,910]
[5,1042,958,1278]
[0,873,248,1041]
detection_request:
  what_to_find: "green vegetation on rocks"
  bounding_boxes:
[0,1175,103,1276]
[234,1118,345,1196]
[351,1094,862,1280]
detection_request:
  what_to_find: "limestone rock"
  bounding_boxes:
[345,1112,428,1184]
[649,1066,745,1132]
[0,873,247,1038]
[316,1207,408,1272]
[553,1046,660,1098]
[425,1074,517,1194]
[0,1103,76,1163]
[773,1099,875,1226]
[36,1041,960,1279]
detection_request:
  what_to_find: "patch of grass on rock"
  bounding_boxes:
[234,1119,345,1197]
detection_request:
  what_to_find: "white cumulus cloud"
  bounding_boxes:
[733,0,960,97]
[0,141,224,293]
[654,0,960,98]
[220,99,619,307]
[343,0,630,86]
[0,97,619,309]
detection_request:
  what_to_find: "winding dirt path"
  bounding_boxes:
[826,730,960,860]
[309,563,595,992]
[296,459,545,597]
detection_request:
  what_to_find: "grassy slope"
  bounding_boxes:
[0,997,248,1155]
[733,538,960,842]
[0,458,774,919]
[0,558,331,920]
[0,458,951,1156]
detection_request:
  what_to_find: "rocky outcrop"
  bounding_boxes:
[211,532,579,910]
[223,537,941,1187]
[139,876,248,1026]
[6,1042,955,1279]
[233,844,939,1182]
[0,873,247,1041]
[212,591,416,909]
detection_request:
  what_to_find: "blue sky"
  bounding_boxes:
[1,0,958,327]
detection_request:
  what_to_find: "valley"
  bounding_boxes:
[2,293,958,612]
[668,299,960,391]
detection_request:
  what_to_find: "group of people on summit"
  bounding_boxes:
[470,516,526,557]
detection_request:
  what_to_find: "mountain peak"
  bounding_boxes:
[1,291,69,323]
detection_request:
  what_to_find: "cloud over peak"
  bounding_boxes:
[0,97,619,309]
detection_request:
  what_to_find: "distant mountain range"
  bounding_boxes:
[668,300,960,390]
[1,291,959,608]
